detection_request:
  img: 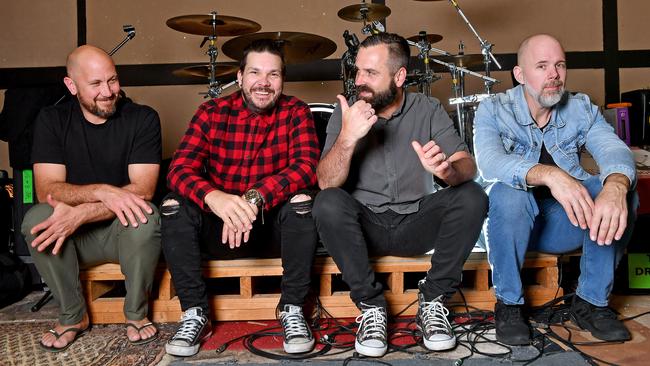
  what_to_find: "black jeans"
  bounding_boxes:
[161,192,318,315]
[312,182,487,308]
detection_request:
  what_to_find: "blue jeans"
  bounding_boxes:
[485,176,638,307]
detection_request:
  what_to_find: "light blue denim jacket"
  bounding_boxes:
[473,85,636,190]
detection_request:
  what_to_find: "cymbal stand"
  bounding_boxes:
[448,0,501,94]
[406,38,449,96]
[201,11,226,98]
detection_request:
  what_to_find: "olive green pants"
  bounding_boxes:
[21,203,161,325]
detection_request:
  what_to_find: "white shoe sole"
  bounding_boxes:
[422,336,456,351]
[165,330,212,357]
[283,338,315,354]
[355,339,387,357]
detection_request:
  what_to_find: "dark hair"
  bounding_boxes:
[239,39,286,76]
[360,32,410,73]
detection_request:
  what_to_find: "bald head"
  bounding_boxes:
[63,45,121,124]
[517,34,565,67]
[66,45,114,79]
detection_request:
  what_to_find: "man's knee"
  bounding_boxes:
[20,204,54,239]
[289,193,313,216]
[455,181,489,215]
[313,188,349,220]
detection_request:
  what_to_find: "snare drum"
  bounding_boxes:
[309,103,335,151]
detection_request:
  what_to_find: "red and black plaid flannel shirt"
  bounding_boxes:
[167,92,320,211]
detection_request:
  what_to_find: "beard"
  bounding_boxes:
[241,86,280,114]
[356,79,398,112]
[78,92,119,119]
[526,80,565,108]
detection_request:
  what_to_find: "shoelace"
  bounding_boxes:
[280,308,310,339]
[355,307,387,341]
[172,312,205,341]
[419,300,451,334]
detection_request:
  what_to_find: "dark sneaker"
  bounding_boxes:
[278,304,315,354]
[355,303,388,357]
[494,300,531,345]
[570,295,630,341]
[416,293,456,351]
[166,307,212,357]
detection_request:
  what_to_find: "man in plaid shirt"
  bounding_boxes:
[161,40,320,357]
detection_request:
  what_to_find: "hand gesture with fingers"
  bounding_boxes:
[205,190,258,233]
[95,186,153,227]
[337,95,378,143]
[412,140,453,180]
[30,194,83,255]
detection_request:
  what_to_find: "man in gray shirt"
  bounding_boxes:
[312,33,487,357]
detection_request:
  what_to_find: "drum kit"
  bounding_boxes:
[165,0,503,151]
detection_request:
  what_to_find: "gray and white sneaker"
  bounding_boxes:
[355,303,388,357]
[279,304,315,354]
[416,293,456,351]
[166,307,212,357]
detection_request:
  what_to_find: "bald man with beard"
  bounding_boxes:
[474,34,638,345]
[21,45,162,352]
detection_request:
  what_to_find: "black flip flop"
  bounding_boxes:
[39,325,90,353]
[125,322,159,345]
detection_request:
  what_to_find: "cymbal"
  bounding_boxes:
[406,33,443,44]
[166,14,261,36]
[337,3,391,22]
[222,32,337,64]
[172,64,239,79]
[434,54,485,68]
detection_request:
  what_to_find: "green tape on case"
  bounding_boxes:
[628,253,650,289]
[22,169,33,204]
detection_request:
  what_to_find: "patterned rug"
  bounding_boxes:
[0,321,176,366]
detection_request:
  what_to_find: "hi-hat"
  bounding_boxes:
[434,54,485,68]
[166,14,261,36]
[222,32,337,64]
[406,33,443,44]
[172,64,239,79]
[337,3,391,22]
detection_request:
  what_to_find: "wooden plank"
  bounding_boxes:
[240,276,253,298]
[474,269,490,291]
[319,274,332,296]
[388,272,404,294]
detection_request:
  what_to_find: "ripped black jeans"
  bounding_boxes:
[160,192,318,315]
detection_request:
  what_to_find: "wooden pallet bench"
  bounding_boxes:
[79,252,562,324]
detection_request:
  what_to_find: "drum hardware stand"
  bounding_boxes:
[341,30,360,98]
[448,0,502,94]
[34,26,138,313]
[406,37,448,96]
[200,11,232,99]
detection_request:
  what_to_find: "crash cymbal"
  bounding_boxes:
[166,14,261,36]
[172,64,239,79]
[434,54,485,68]
[222,32,337,64]
[337,3,391,22]
[406,33,443,44]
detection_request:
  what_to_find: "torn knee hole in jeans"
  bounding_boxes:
[161,199,180,216]
[290,194,312,215]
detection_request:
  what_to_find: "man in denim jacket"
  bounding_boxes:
[473,34,638,345]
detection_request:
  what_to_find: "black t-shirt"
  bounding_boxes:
[534,125,556,200]
[31,99,161,187]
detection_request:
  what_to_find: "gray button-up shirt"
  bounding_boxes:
[322,92,467,214]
